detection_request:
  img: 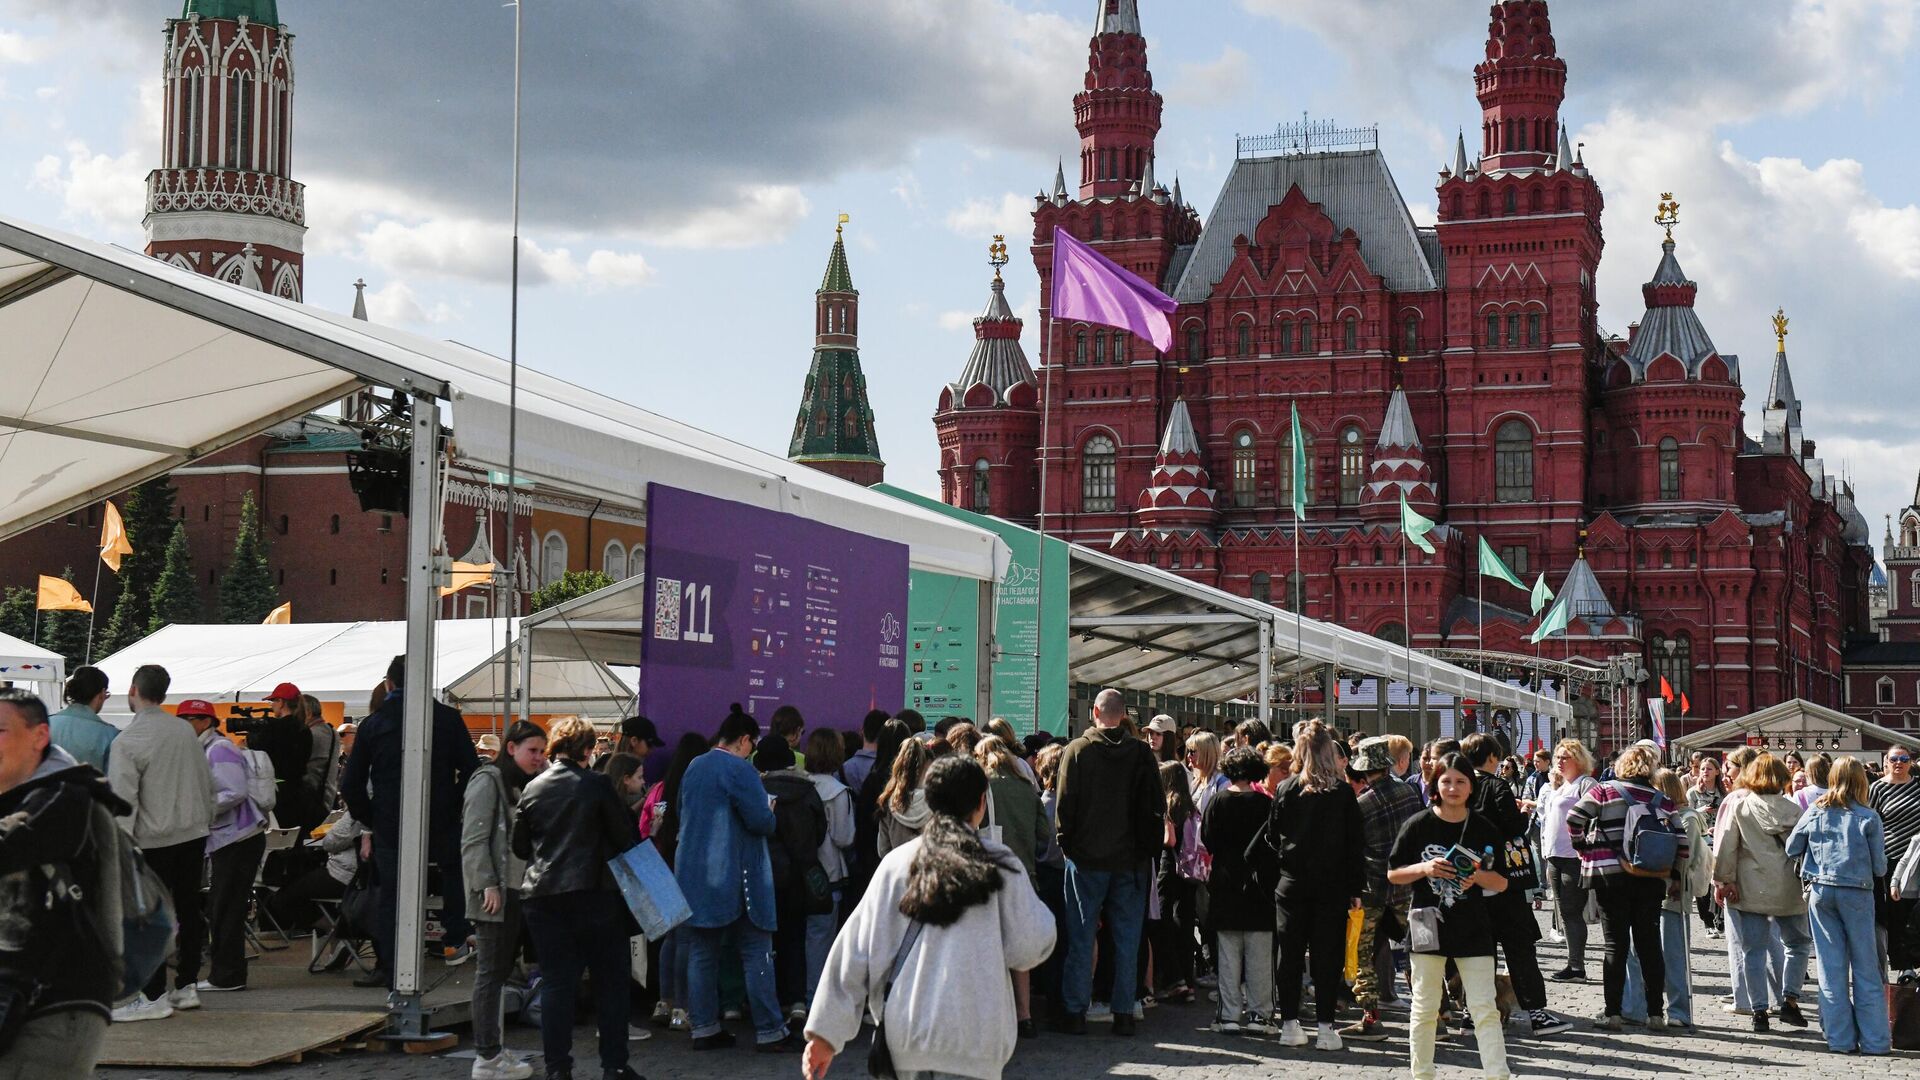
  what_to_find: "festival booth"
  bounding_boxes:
[0,630,64,711]
[1670,698,1920,757]
[0,213,1007,1049]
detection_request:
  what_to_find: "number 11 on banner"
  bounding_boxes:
[682,581,714,644]
[652,577,714,644]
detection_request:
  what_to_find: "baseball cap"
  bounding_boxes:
[621,714,666,748]
[176,699,218,720]
[1146,714,1177,734]
[266,682,302,702]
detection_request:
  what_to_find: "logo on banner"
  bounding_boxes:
[880,612,902,645]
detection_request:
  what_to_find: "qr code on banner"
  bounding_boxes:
[653,577,683,641]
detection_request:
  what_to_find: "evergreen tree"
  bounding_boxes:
[528,570,614,614]
[219,492,278,624]
[40,568,92,669]
[0,587,34,644]
[148,521,203,632]
[100,477,182,654]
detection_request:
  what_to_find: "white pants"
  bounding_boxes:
[1409,953,1509,1080]
[1216,929,1274,1023]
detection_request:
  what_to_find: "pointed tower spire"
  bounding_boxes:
[1076,0,1159,199]
[1137,399,1219,530]
[1762,307,1805,457]
[351,278,368,321]
[1140,154,1158,201]
[1475,1,1566,174]
[1453,129,1470,179]
[1171,174,1183,207]
[1053,160,1069,205]
[790,218,883,487]
[1094,0,1140,36]
[1554,120,1574,174]
[1359,388,1439,524]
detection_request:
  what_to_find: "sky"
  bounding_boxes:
[5,0,1920,544]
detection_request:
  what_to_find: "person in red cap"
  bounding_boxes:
[178,699,271,993]
[252,682,316,831]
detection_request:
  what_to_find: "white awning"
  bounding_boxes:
[0,215,1006,583]
[1670,698,1920,755]
[0,630,65,711]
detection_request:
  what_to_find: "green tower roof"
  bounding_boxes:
[788,349,881,464]
[820,232,855,294]
[183,0,281,25]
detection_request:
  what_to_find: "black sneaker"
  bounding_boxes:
[755,1034,806,1054]
[1051,1012,1087,1036]
[1112,1012,1136,1037]
[691,1032,737,1051]
[1017,1018,1038,1039]
[1550,967,1586,983]
[1778,997,1808,1027]
[1752,1009,1771,1033]
[351,969,390,989]
[1530,1010,1574,1036]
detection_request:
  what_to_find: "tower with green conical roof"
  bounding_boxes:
[788,221,885,487]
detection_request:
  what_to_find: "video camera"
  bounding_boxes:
[224,704,275,736]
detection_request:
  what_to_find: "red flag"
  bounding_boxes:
[1659,676,1675,703]
[1680,692,1690,716]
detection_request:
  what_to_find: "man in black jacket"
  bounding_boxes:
[0,688,129,1078]
[1462,731,1573,1036]
[341,655,480,985]
[1052,688,1163,1036]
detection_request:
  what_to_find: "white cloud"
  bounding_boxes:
[938,310,976,332]
[891,171,924,208]
[1174,46,1252,103]
[0,29,45,64]
[347,216,655,290]
[29,140,147,233]
[625,184,810,250]
[945,192,1032,241]
[363,281,456,326]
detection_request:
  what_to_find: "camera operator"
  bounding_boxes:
[250,683,316,830]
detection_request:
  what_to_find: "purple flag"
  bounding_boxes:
[1050,226,1177,353]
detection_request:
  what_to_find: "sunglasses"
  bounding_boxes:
[1891,756,1913,764]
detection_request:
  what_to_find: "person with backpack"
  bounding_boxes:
[1200,747,1277,1035]
[1622,768,1709,1032]
[1150,760,1200,1009]
[1343,736,1424,1042]
[462,720,547,1080]
[1565,742,1690,1031]
[299,693,341,828]
[755,733,828,1025]
[107,664,214,1023]
[1787,756,1891,1055]
[977,734,1046,1034]
[1712,752,1811,1032]
[178,700,272,994]
[0,688,132,1078]
[803,729,858,1004]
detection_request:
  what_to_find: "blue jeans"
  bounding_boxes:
[660,925,692,1005]
[687,916,788,1043]
[1061,860,1149,1016]
[1622,908,1692,1025]
[523,890,631,1075]
[1809,884,1891,1054]
[804,892,842,1003]
[1732,907,1811,1009]
[1725,900,1783,1010]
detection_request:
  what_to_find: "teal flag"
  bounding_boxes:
[1290,403,1307,522]
[1529,592,1571,644]
[1399,491,1435,554]
[1477,537,1525,590]
[1530,572,1554,615]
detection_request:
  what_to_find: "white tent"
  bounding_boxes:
[93,620,633,720]
[1670,698,1920,755]
[0,630,64,711]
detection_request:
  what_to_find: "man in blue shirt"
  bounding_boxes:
[47,667,116,773]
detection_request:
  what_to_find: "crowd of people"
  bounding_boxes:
[9,662,1920,1080]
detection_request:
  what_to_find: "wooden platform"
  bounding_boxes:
[99,1009,387,1068]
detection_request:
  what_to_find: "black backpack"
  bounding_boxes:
[763,774,830,914]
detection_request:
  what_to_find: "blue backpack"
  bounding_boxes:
[1620,786,1680,877]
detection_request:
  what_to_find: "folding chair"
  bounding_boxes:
[246,824,303,952]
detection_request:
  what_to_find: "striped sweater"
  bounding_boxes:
[1564,779,1690,884]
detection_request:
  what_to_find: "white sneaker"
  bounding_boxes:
[1211,1019,1244,1034]
[668,1008,690,1031]
[1543,928,1565,944]
[1244,1020,1279,1036]
[168,985,201,1011]
[1278,1019,1310,1047]
[470,1051,534,1080]
[112,994,174,1023]
[1314,1025,1344,1052]
[627,1023,653,1041]
[1086,1003,1114,1023]
[651,1000,671,1024]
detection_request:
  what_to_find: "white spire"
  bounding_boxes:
[1053,160,1068,205]
[1172,175,1184,207]
[1554,121,1574,175]
[1141,154,1159,202]
[1453,129,1469,180]
[1094,0,1141,36]
[351,278,368,321]
[1158,398,1201,457]
[1377,387,1422,451]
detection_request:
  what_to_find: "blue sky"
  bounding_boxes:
[5,0,1919,535]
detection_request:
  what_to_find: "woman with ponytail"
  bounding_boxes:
[803,756,1055,1080]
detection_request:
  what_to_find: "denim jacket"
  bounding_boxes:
[673,749,778,931]
[1784,802,1886,891]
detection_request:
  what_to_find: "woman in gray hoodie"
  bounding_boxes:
[876,738,944,859]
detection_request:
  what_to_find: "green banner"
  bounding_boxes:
[906,570,979,718]
[878,486,1072,736]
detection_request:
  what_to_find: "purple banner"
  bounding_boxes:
[640,484,909,744]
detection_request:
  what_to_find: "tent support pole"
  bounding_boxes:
[976,580,994,732]
[386,391,444,1042]
[518,632,533,726]
[1322,665,1336,725]
[1256,619,1272,730]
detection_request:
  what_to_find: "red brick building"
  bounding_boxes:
[1845,488,1920,729]
[935,0,1875,730]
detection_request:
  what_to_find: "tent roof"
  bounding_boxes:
[92,620,632,719]
[0,215,1005,583]
[0,630,63,685]
[1670,698,1920,754]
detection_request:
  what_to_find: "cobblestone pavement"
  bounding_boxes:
[102,910,1910,1079]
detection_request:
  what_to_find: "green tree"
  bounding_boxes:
[0,586,34,644]
[40,568,92,669]
[99,477,182,654]
[148,521,203,632]
[528,570,614,614]
[218,492,278,624]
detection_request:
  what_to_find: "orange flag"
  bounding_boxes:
[262,602,291,625]
[1658,676,1675,703]
[36,575,92,613]
[438,561,495,598]
[100,501,134,574]
[1680,692,1691,716]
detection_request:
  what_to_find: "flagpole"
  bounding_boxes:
[1477,537,1485,658]
[1402,530,1412,738]
[1032,263,1054,738]
[499,0,525,732]
[85,549,103,664]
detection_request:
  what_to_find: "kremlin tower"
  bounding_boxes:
[788,221,885,487]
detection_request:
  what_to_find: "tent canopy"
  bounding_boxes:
[93,620,633,719]
[0,630,64,710]
[0,216,1006,583]
[1670,698,1920,755]
[1068,544,1570,719]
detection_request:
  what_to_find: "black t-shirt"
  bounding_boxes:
[1389,808,1505,958]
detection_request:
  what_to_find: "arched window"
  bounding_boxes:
[1236,321,1252,357]
[227,70,253,168]
[1909,570,1920,609]
[1344,316,1359,352]
[1375,623,1407,647]
[813,409,828,437]
[1879,677,1897,705]
[844,409,859,439]
[1094,333,1107,366]
[1495,420,1534,503]
[1659,437,1681,500]
[1278,320,1294,354]
[1286,570,1306,613]
[1184,325,1203,361]
[1649,632,1694,698]
[1527,312,1543,346]
[1278,427,1315,510]
[1401,315,1418,356]
[1090,213,1103,240]
[1557,185,1572,212]
[603,540,628,581]
[1112,332,1127,365]
[1504,188,1518,215]
[972,459,991,513]
[1081,435,1117,513]
[1486,313,1502,347]
[541,531,568,588]
[1232,429,1257,508]
[1338,425,1365,505]
[1074,331,1088,366]
[1298,320,1315,353]
[1250,572,1271,604]
[181,69,205,166]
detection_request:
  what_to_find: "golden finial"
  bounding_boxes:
[836,212,850,238]
[1654,192,1680,242]
[1772,307,1790,352]
[989,234,1010,282]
